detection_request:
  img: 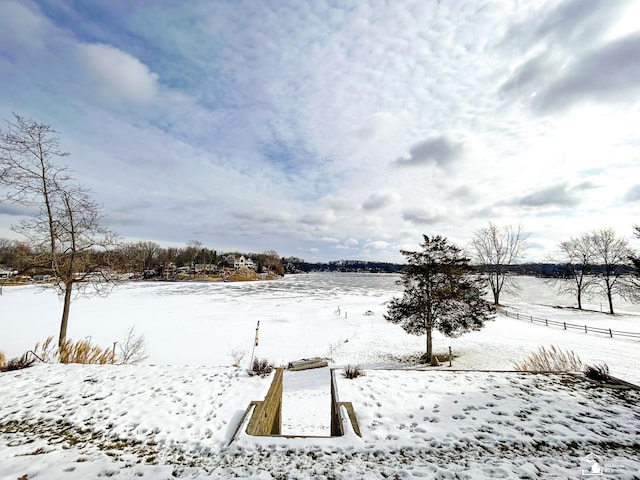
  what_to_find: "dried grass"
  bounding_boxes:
[513,345,582,372]
[59,338,116,364]
[31,336,117,365]
[0,351,6,369]
[2,353,35,372]
[33,337,57,363]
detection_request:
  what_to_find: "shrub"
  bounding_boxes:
[584,363,610,382]
[118,326,148,364]
[342,365,364,379]
[228,347,246,367]
[0,351,5,369]
[249,357,273,377]
[2,353,35,372]
[513,345,582,372]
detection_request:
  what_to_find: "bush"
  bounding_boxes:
[228,347,246,368]
[0,351,5,369]
[513,345,582,372]
[249,357,273,377]
[342,365,364,379]
[2,353,35,372]
[117,326,148,364]
[584,363,610,382]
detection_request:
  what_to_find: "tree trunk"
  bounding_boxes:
[607,290,614,315]
[492,273,500,305]
[425,327,432,360]
[58,281,73,348]
[577,289,582,310]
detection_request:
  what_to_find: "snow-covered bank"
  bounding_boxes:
[1,364,638,479]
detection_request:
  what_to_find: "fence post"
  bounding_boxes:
[563,322,566,330]
[585,325,587,334]
[545,319,548,326]
[609,328,612,338]
[516,313,519,319]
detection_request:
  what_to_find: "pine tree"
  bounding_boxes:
[385,235,495,361]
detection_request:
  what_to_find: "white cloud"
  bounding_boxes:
[365,240,390,250]
[1,0,639,262]
[80,43,159,102]
[362,192,398,211]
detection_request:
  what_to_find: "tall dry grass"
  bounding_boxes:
[33,336,116,365]
[0,351,6,369]
[513,345,582,372]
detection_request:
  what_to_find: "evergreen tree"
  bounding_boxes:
[385,235,495,361]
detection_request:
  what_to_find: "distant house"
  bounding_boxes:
[0,268,16,279]
[161,263,177,278]
[234,255,255,269]
[194,263,218,274]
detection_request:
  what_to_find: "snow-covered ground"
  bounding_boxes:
[1,274,639,479]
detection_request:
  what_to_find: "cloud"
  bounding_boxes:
[532,32,640,113]
[318,236,339,244]
[299,210,335,226]
[395,136,464,168]
[362,192,397,211]
[356,112,400,140]
[518,182,596,208]
[402,208,444,225]
[0,203,34,216]
[624,185,640,202]
[80,43,159,102]
[448,185,478,202]
[500,0,640,114]
[365,240,390,249]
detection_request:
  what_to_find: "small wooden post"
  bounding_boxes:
[448,346,452,367]
[609,328,613,338]
[249,320,260,370]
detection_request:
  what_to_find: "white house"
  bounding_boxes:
[233,255,255,269]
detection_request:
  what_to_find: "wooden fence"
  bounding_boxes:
[501,310,640,340]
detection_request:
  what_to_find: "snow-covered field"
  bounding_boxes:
[1,274,639,479]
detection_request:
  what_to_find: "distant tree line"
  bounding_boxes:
[0,238,285,278]
[281,257,404,274]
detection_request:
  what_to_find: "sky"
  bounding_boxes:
[0,0,639,263]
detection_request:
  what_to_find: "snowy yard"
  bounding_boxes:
[1,274,639,478]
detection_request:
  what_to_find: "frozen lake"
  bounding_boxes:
[2,273,639,382]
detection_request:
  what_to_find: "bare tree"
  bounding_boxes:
[120,240,161,275]
[555,234,597,309]
[185,240,202,275]
[471,222,526,305]
[591,228,632,314]
[0,115,120,347]
[631,225,640,295]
